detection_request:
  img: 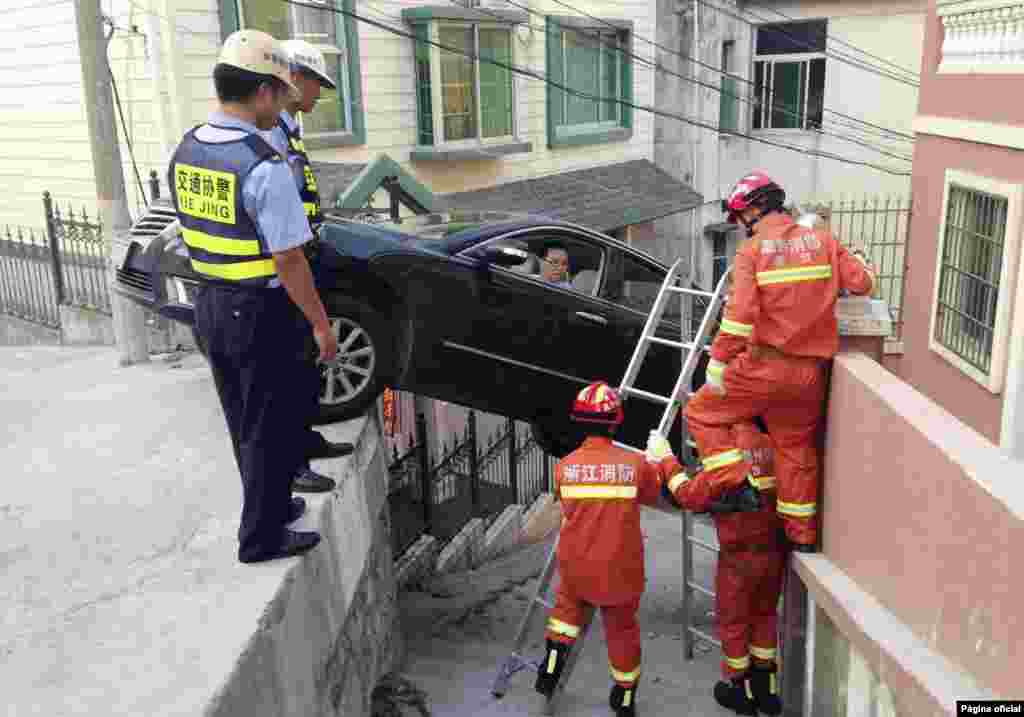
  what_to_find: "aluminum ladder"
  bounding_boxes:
[490,259,733,709]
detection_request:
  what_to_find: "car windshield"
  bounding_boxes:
[379,211,525,241]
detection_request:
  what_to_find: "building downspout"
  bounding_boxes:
[690,0,701,287]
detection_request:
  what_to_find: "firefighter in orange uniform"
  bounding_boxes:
[535,381,680,717]
[650,420,785,715]
[684,170,875,551]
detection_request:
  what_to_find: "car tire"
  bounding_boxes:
[313,295,391,426]
[530,420,584,459]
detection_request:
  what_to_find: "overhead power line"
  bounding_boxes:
[501,0,915,144]
[284,0,911,177]
[697,0,920,88]
[481,0,911,163]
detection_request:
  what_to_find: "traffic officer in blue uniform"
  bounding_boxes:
[167,29,338,563]
[263,38,353,494]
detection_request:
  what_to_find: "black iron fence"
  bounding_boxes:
[0,225,61,328]
[387,410,555,558]
[43,191,112,315]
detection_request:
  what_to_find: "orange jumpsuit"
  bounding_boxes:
[546,436,678,688]
[684,212,873,546]
[666,422,785,678]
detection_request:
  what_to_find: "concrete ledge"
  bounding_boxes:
[474,505,522,566]
[0,313,61,346]
[203,415,402,716]
[435,518,484,574]
[793,554,994,715]
[395,534,439,590]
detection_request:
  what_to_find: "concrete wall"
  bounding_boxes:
[0,305,196,352]
[0,314,61,346]
[206,416,403,717]
[798,351,1024,707]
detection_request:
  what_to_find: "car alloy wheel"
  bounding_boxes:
[320,316,376,406]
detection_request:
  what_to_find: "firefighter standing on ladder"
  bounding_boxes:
[535,382,680,717]
[682,170,875,552]
[650,421,786,715]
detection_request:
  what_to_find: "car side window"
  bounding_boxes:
[468,232,605,296]
[600,251,675,318]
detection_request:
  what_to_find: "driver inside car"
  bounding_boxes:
[538,243,573,289]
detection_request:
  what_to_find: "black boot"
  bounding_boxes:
[749,663,783,715]
[609,683,638,717]
[713,676,757,716]
[535,640,571,698]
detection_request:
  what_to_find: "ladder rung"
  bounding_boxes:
[687,581,715,599]
[687,536,720,553]
[645,335,693,350]
[687,626,721,647]
[668,286,714,298]
[621,387,671,405]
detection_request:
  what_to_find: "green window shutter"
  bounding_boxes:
[218,0,240,40]
[619,31,633,130]
[343,0,366,145]
[545,16,564,146]
[479,28,513,138]
[719,75,738,132]
[413,23,434,146]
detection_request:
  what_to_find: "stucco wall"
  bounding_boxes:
[896,132,1024,444]
[916,0,1024,126]
[818,352,1024,699]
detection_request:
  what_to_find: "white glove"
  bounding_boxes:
[706,358,727,395]
[646,430,673,463]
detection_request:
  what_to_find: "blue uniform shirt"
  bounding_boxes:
[199,112,312,269]
[265,110,298,157]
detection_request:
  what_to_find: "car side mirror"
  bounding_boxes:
[481,242,531,268]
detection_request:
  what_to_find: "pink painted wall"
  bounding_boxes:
[821,352,1024,697]
[917,0,1024,125]
[896,132,1021,444]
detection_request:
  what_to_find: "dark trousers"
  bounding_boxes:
[195,284,312,558]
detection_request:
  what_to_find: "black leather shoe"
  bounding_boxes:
[535,640,571,698]
[238,529,321,564]
[292,467,336,493]
[749,663,783,715]
[713,677,757,715]
[308,436,354,460]
[288,496,306,524]
[609,683,638,717]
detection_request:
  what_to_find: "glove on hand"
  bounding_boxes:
[708,481,763,514]
[645,430,673,463]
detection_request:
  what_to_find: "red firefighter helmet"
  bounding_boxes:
[722,170,786,224]
[570,381,624,425]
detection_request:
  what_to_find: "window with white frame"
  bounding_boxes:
[930,170,1024,393]
[411,21,516,146]
[231,0,356,139]
[752,20,826,131]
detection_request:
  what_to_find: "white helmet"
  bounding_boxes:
[218,29,298,96]
[281,39,337,89]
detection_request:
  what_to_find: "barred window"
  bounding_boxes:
[934,185,1006,375]
[930,171,1023,393]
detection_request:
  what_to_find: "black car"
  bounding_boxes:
[115,202,706,457]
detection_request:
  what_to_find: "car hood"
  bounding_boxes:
[318,221,448,261]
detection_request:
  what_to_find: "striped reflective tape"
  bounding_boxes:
[182,228,261,256]
[721,318,753,337]
[749,475,776,491]
[750,645,777,660]
[702,448,743,472]
[668,472,689,493]
[777,500,817,517]
[560,485,637,500]
[756,264,833,286]
[725,654,750,670]
[190,257,276,281]
[610,664,641,683]
[547,618,580,638]
[706,358,726,380]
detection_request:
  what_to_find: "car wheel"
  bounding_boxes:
[530,420,584,459]
[314,296,390,425]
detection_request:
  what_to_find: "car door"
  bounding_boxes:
[452,229,612,423]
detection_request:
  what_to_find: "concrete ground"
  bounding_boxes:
[0,345,363,717]
[398,512,727,717]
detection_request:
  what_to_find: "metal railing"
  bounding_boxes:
[386,409,556,558]
[43,192,111,315]
[0,225,61,328]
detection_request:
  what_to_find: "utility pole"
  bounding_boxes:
[74,0,150,366]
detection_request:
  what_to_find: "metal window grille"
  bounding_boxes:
[934,184,1007,375]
